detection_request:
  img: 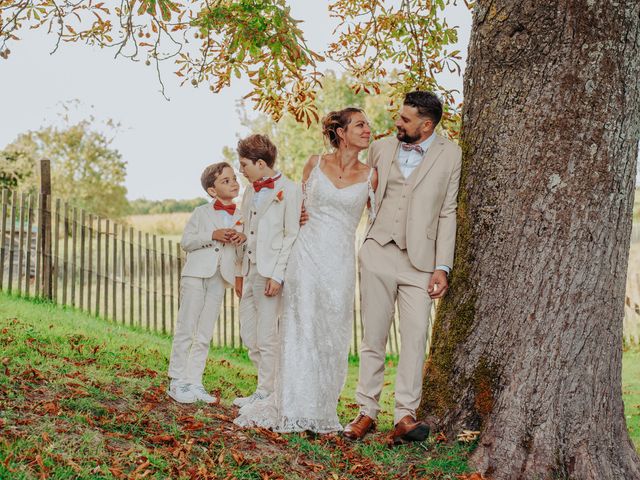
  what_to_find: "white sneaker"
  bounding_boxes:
[168,382,197,404]
[232,391,268,408]
[191,385,218,404]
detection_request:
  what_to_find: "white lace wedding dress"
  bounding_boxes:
[234,158,375,433]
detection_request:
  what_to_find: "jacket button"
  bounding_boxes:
[215,248,219,252]
[248,250,252,254]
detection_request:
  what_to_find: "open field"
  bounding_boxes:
[0,293,477,479]
[126,212,190,243]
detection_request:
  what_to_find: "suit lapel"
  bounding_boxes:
[205,203,225,230]
[376,140,399,208]
[411,134,446,190]
[241,185,254,219]
[255,177,281,220]
[230,209,242,228]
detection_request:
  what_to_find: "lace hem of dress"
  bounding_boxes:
[234,412,343,434]
[233,404,342,433]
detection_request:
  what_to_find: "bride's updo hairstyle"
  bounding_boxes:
[322,107,364,149]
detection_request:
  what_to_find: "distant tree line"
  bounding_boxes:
[128,198,207,215]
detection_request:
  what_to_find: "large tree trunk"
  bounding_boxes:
[420,0,640,478]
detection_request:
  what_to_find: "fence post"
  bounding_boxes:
[129,227,135,326]
[160,237,166,334]
[40,160,53,299]
[17,192,26,296]
[25,194,34,297]
[79,210,86,311]
[7,190,17,294]
[34,194,42,296]
[71,207,78,308]
[0,190,9,291]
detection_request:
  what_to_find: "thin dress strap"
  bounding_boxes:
[366,166,377,222]
[302,155,323,203]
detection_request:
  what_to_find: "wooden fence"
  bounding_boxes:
[0,180,410,356]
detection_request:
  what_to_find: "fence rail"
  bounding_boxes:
[0,186,412,356]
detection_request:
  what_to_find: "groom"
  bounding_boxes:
[344,91,462,445]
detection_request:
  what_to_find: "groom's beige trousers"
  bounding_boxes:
[356,239,432,424]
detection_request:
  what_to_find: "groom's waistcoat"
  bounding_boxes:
[367,158,418,250]
[364,134,462,272]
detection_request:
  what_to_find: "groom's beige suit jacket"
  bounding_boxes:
[365,133,462,272]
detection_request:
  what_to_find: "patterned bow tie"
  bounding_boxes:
[401,143,424,155]
[213,199,236,215]
[253,173,282,192]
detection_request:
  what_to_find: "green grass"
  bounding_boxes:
[624,346,640,452]
[0,292,471,479]
[2,291,638,480]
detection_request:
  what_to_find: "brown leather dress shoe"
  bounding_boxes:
[343,413,376,441]
[390,415,430,445]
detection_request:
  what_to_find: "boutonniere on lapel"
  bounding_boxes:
[275,190,284,202]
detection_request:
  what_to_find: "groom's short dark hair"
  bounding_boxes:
[404,91,443,126]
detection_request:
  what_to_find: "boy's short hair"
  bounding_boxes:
[201,162,232,192]
[236,134,277,168]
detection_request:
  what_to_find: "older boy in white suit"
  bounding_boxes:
[233,134,303,407]
[168,162,246,404]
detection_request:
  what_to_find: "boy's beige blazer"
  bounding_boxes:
[180,203,242,286]
[237,175,303,281]
[366,133,462,272]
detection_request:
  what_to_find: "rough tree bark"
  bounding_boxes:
[420,0,640,478]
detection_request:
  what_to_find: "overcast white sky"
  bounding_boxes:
[0,2,472,200]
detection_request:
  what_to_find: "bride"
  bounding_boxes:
[234,107,378,433]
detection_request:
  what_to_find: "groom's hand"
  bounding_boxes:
[428,270,449,299]
[264,279,282,297]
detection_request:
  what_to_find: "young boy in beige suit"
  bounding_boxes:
[233,134,303,407]
[168,162,246,404]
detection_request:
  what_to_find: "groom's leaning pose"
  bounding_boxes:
[344,91,462,445]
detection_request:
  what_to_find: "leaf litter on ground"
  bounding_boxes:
[0,294,478,479]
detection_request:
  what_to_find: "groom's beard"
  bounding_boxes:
[396,128,421,144]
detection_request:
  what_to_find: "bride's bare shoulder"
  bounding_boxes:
[302,154,322,182]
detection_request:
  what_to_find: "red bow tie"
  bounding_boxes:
[253,173,281,192]
[213,199,236,215]
[401,143,424,155]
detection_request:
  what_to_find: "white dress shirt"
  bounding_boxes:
[213,206,235,228]
[397,134,437,179]
[398,134,450,275]
[252,172,281,208]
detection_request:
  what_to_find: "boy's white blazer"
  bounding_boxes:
[180,203,241,285]
[237,175,303,281]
